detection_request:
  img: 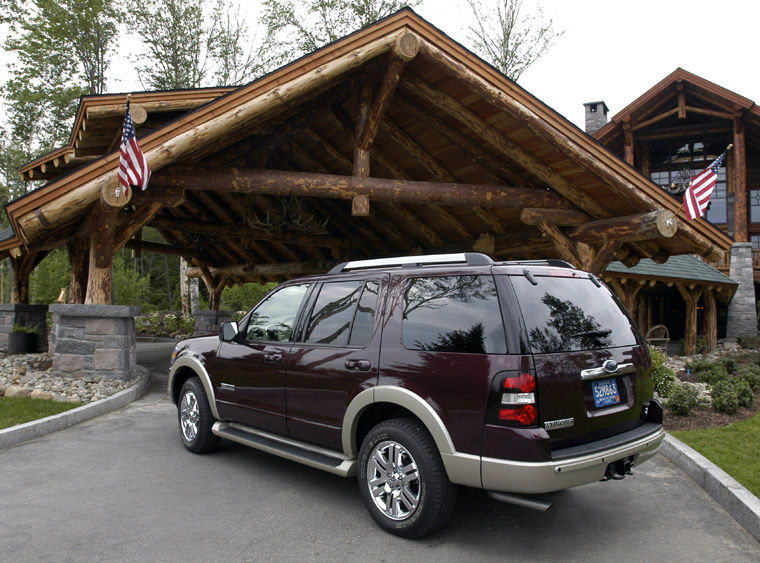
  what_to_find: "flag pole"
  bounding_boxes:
[672,143,733,219]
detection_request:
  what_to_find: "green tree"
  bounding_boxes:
[114,253,151,307]
[465,0,562,81]
[127,0,266,89]
[222,282,278,312]
[30,249,70,304]
[262,0,419,66]
[1,0,120,158]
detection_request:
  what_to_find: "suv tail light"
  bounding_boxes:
[488,370,538,427]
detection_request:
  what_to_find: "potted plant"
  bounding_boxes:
[8,323,40,354]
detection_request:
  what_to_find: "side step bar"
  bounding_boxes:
[212,422,357,477]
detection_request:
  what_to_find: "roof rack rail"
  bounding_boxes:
[504,259,575,269]
[328,252,493,274]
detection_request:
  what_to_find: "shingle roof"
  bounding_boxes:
[605,254,737,285]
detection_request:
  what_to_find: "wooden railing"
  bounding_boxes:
[697,249,760,272]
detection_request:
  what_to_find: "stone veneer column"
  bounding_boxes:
[194,310,234,336]
[726,243,758,338]
[0,303,49,352]
[49,304,140,381]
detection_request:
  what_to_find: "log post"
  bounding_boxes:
[199,266,226,311]
[623,119,634,166]
[703,287,717,353]
[85,206,117,305]
[9,252,43,304]
[733,111,748,242]
[676,284,705,356]
[607,278,644,322]
[67,233,90,304]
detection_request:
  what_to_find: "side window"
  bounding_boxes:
[303,280,379,347]
[246,284,309,342]
[402,275,507,354]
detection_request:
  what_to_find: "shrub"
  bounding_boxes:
[685,358,713,374]
[738,335,760,349]
[179,316,195,335]
[721,357,737,374]
[164,314,179,333]
[669,384,699,416]
[695,363,729,386]
[710,378,753,414]
[652,363,676,398]
[696,337,707,354]
[736,363,760,391]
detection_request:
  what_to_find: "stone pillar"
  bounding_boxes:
[0,303,49,352]
[726,243,758,338]
[583,101,609,135]
[194,310,234,336]
[49,304,140,381]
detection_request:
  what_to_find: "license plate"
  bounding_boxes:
[592,377,620,408]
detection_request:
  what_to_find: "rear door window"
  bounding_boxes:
[402,275,506,354]
[302,280,380,347]
[511,273,638,353]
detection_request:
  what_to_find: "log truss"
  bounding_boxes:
[4,13,734,308]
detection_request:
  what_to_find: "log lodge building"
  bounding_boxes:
[0,9,752,378]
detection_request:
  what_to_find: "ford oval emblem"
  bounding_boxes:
[603,360,618,373]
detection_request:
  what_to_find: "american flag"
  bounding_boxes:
[683,147,729,220]
[118,100,150,196]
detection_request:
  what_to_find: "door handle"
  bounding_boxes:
[264,352,282,364]
[345,359,371,371]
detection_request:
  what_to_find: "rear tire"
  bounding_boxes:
[178,377,220,454]
[358,418,457,538]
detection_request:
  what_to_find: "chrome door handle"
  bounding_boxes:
[345,359,371,371]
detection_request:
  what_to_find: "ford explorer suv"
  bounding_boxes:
[168,253,664,538]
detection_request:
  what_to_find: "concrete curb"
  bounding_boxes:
[660,433,760,542]
[0,366,151,450]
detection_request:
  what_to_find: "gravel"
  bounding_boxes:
[0,353,137,404]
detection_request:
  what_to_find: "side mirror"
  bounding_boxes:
[220,321,239,342]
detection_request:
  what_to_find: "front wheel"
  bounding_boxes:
[358,418,457,538]
[178,377,220,454]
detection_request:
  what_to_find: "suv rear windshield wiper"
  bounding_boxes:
[570,329,612,339]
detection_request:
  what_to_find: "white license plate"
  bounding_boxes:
[592,377,620,408]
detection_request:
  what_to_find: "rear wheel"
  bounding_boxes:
[178,377,220,454]
[358,418,457,538]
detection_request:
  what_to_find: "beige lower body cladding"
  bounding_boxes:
[49,304,140,380]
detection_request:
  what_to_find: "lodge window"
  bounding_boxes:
[649,139,729,225]
[750,190,760,223]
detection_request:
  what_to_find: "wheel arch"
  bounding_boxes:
[169,356,221,420]
[342,386,456,459]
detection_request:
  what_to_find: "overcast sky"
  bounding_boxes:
[2,0,758,131]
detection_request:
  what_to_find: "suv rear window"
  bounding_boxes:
[511,273,638,354]
[402,275,507,354]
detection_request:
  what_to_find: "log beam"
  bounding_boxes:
[569,210,677,245]
[113,203,163,252]
[10,250,47,304]
[188,261,336,282]
[152,167,572,210]
[704,287,717,353]
[520,208,589,227]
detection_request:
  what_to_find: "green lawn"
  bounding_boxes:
[671,413,760,498]
[0,396,83,430]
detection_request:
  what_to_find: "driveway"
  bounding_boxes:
[0,342,758,561]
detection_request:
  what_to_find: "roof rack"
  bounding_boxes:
[503,259,575,269]
[328,252,493,274]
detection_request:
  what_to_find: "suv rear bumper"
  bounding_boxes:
[477,425,664,494]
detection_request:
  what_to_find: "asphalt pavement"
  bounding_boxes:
[0,341,758,561]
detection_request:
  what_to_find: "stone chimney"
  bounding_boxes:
[584,101,609,134]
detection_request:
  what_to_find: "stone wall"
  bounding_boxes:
[194,310,233,336]
[726,243,758,338]
[0,303,49,352]
[49,304,140,381]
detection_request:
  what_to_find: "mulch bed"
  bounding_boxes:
[663,391,760,432]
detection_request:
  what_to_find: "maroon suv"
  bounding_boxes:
[169,253,664,537]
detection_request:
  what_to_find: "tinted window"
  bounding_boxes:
[246,284,309,342]
[511,274,638,353]
[304,281,379,347]
[349,281,379,347]
[402,275,506,354]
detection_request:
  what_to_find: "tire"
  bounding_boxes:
[178,377,220,454]
[358,418,457,538]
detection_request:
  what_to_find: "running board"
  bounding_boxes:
[487,491,555,512]
[212,422,357,477]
